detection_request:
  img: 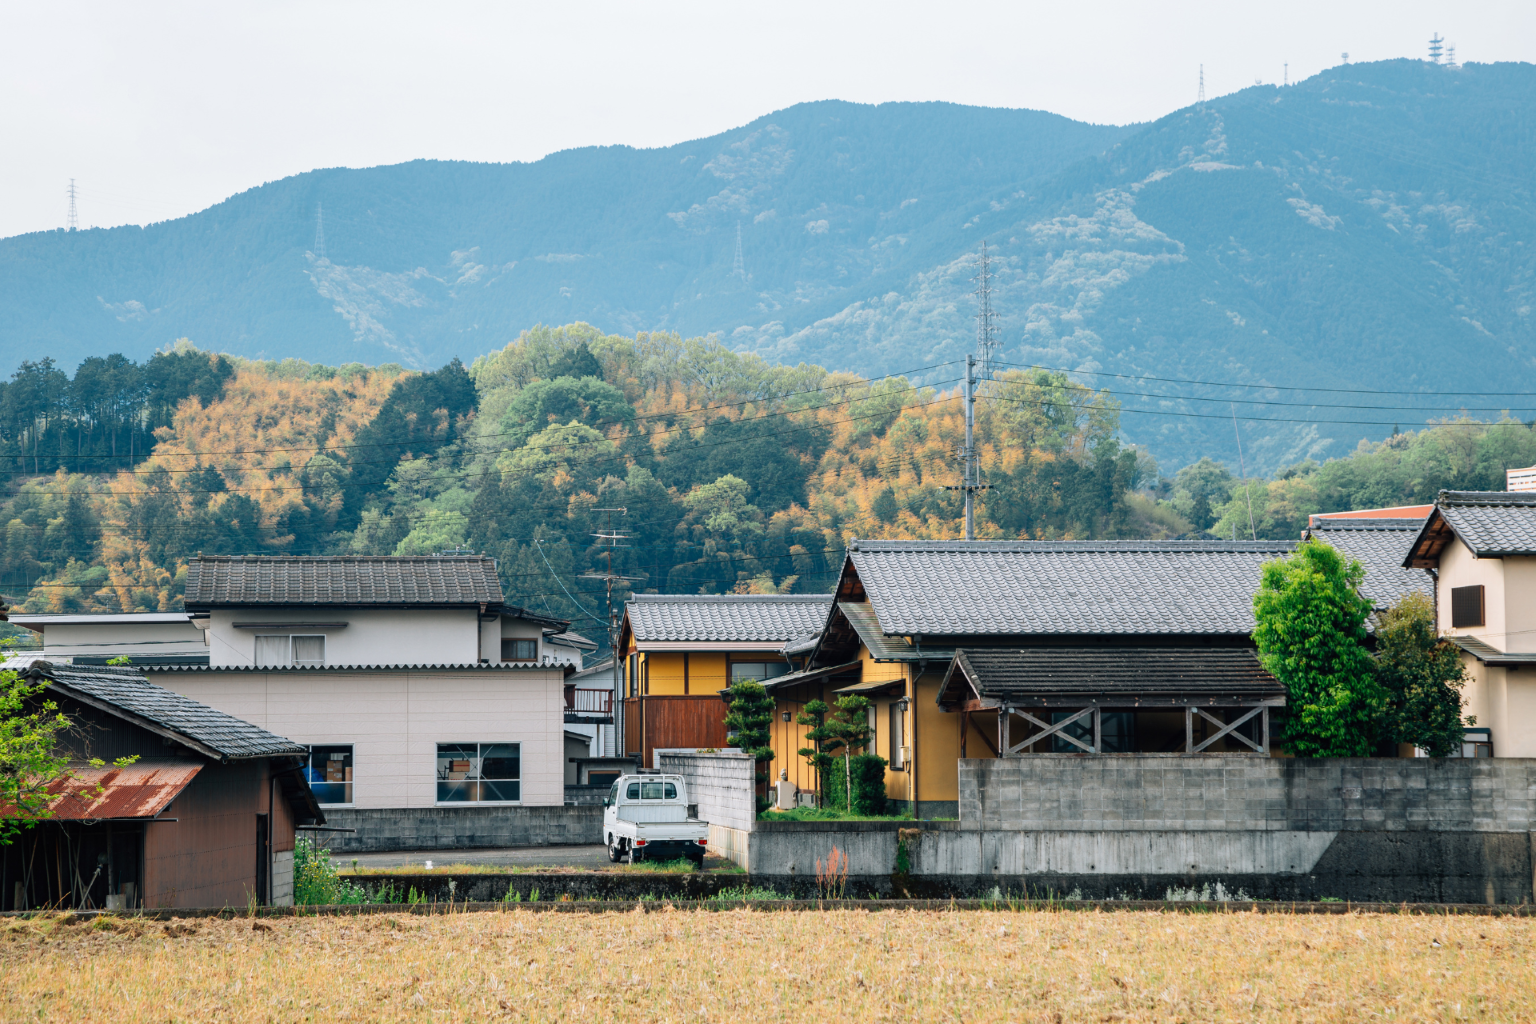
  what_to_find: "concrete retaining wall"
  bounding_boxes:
[659,752,756,832]
[314,806,602,853]
[962,755,1536,831]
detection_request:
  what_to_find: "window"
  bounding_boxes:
[255,635,325,667]
[307,745,353,804]
[623,780,677,800]
[1451,585,1485,628]
[502,638,538,662]
[729,662,790,682]
[889,703,905,770]
[1458,728,1494,758]
[436,743,521,802]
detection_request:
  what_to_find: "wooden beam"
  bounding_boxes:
[1005,707,1095,755]
[1190,705,1267,753]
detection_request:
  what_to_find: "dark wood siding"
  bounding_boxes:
[1451,585,1485,628]
[623,696,729,768]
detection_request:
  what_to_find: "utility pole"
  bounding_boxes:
[965,355,976,539]
[580,508,642,758]
[67,179,78,231]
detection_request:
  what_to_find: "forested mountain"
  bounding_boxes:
[7,330,1536,657]
[7,59,1533,473]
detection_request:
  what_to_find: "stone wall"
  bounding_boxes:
[658,752,756,832]
[315,806,602,853]
[962,755,1536,832]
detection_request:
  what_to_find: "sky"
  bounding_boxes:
[2,1,1532,240]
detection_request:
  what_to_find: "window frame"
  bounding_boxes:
[255,633,326,668]
[291,634,325,667]
[501,638,538,662]
[889,702,905,770]
[434,742,522,805]
[1451,585,1485,628]
[307,744,354,806]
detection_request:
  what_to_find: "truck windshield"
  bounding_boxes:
[638,781,677,800]
[607,781,619,805]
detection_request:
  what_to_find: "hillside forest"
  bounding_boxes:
[3,325,1534,648]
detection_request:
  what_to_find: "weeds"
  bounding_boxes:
[1164,881,1253,903]
[814,846,850,900]
[710,885,789,901]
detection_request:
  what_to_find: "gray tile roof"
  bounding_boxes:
[1304,517,1434,608]
[185,556,504,608]
[942,646,1284,706]
[626,594,833,643]
[1436,491,1536,556]
[28,663,308,760]
[847,540,1295,637]
[1447,635,1536,664]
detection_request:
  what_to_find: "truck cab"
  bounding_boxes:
[602,773,709,865]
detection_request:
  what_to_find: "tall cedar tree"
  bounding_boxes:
[820,693,874,807]
[1375,592,1468,756]
[1253,540,1386,757]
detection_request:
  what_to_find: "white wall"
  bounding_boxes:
[27,620,206,661]
[208,608,479,667]
[148,667,567,808]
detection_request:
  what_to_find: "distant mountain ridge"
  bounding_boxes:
[3,59,1534,471]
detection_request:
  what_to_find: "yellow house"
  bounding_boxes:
[779,532,1432,818]
[1405,491,1536,756]
[618,594,830,768]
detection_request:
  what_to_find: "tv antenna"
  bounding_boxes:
[66,179,78,231]
[313,203,327,260]
[1198,65,1205,106]
[1428,33,1444,64]
[732,221,745,280]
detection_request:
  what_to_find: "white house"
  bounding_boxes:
[133,555,600,848]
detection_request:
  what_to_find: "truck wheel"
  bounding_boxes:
[689,851,705,869]
[627,845,642,865]
[608,837,622,863]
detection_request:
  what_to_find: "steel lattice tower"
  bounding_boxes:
[66,179,78,231]
[314,203,327,259]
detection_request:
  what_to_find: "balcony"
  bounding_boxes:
[565,686,614,723]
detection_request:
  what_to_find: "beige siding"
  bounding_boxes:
[148,668,567,807]
[208,608,480,667]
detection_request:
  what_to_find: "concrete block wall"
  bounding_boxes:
[962,755,1536,832]
[315,806,602,853]
[658,752,756,831]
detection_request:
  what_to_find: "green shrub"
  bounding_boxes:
[821,753,888,816]
[294,835,377,905]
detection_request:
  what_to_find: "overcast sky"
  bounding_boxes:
[2,1,1531,240]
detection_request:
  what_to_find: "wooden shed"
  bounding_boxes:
[1,663,323,910]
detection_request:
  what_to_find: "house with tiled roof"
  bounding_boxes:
[774,539,1306,817]
[1,663,321,911]
[97,555,605,852]
[1404,491,1536,757]
[617,594,831,767]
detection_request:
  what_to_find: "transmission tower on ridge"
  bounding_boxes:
[1198,65,1205,106]
[66,179,79,231]
[1429,33,1444,64]
[314,203,327,259]
[1445,44,1458,69]
[732,221,745,280]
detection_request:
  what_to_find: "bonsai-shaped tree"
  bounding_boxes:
[1253,539,1385,757]
[821,694,874,808]
[795,699,831,807]
[723,679,776,806]
[1375,592,1469,756]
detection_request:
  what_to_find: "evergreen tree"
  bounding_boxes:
[1375,592,1468,757]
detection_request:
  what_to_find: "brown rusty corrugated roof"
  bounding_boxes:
[185,555,505,608]
[45,760,201,819]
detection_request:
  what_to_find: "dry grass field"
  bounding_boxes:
[2,906,1532,1022]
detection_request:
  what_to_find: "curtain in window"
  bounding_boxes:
[255,636,290,667]
[292,635,325,667]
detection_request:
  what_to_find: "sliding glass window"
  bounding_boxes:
[436,743,521,803]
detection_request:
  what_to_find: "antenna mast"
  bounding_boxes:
[974,241,998,380]
[1198,65,1205,106]
[1428,33,1444,64]
[314,203,327,259]
[66,179,78,231]
[732,221,745,280]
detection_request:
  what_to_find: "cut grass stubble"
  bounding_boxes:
[3,907,1532,1022]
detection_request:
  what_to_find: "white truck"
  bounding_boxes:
[602,772,710,865]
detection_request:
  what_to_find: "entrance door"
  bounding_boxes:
[255,814,270,906]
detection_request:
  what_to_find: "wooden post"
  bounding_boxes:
[1092,707,1101,754]
[1185,706,1193,754]
[960,708,969,759]
[1261,706,1270,754]
[1000,706,1010,758]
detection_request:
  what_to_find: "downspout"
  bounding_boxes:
[478,603,486,664]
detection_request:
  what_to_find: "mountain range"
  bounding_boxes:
[3,58,1533,473]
